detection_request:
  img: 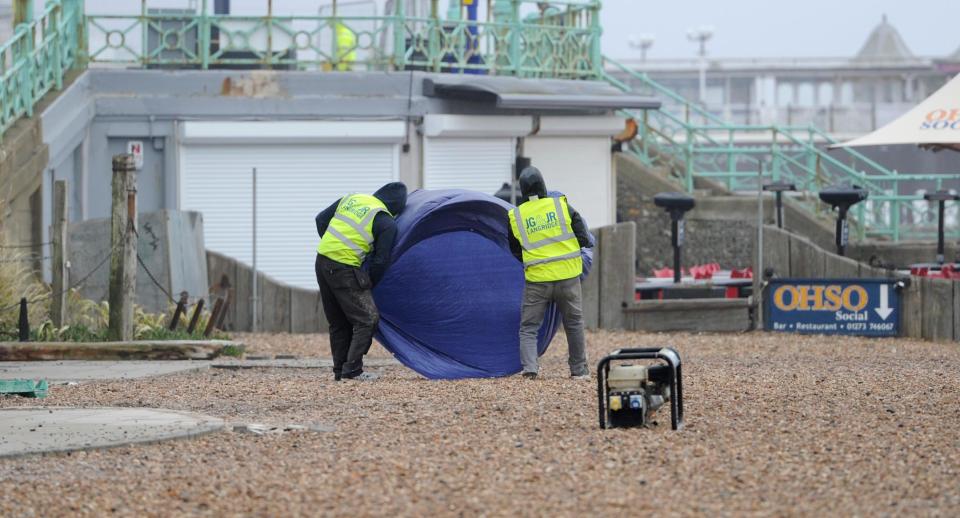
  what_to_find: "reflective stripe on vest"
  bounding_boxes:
[523,249,582,267]
[317,194,388,267]
[511,197,577,251]
[508,196,583,282]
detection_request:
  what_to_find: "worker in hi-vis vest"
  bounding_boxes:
[335,22,357,71]
[507,167,593,379]
[315,182,408,381]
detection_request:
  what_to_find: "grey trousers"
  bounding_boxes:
[519,277,588,376]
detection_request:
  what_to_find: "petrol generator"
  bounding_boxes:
[597,348,684,430]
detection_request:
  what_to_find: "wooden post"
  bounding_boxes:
[51,180,68,327]
[187,299,205,334]
[108,154,137,341]
[18,298,29,342]
[204,297,224,338]
[168,291,188,331]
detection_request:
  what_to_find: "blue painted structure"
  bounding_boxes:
[373,189,592,379]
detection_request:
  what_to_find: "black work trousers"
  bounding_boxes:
[315,254,379,379]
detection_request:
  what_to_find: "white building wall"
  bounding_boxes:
[524,116,624,228]
[524,137,614,227]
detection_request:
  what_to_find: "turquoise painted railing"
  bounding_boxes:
[3,1,956,242]
[603,57,960,242]
[0,0,83,139]
[1,0,600,140]
[83,0,600,77]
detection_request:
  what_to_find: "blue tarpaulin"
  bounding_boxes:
[373,189,592,380]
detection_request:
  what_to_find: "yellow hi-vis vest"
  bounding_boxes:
[508,195,583,282]
[317,194,389,267]
[335,23,357,71]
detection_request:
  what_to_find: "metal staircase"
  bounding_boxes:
[602,56,960,242]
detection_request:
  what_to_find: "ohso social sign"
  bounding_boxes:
[765,279,900,337]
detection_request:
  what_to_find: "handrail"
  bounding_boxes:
[603,58,725,125]
[0,0,604,143]
[602,54,960,241]
[0,0,83,140]
[806,125,903,177]
[604,56,912,182]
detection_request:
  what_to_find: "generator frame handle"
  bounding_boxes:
[597,347,684,431]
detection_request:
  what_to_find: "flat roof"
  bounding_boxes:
[422,75,661,111]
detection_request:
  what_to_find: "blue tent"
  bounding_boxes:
[373,189,593,380]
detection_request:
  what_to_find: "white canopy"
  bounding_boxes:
[836,73,960,151]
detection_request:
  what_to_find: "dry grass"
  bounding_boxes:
[0,195,49,331]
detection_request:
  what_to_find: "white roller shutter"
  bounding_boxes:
[181,143,398,289]
[423,137,514,195]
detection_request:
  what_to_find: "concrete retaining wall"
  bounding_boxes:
[206,251,327,333]
[580,222,637,330]
[848,241,960,270]
[758,225,958,342]
[209,222,637,334]
[614,153,958,278]
[617,153,756,275]
[758,225,892,281]
[624,299,752,333]
[69,210,209,312]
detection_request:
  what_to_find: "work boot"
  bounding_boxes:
[521,372,538,379]
[343,371,380,381]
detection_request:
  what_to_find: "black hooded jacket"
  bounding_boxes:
[315,182,408,287]
[506,167,592,261]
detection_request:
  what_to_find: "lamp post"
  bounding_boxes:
[686,26,713,105]
[628,34,655,63]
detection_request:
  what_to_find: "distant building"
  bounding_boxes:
[609,16,958,139]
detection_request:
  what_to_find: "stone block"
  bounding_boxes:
[901,280,923,339]
[624,299,752,333]
[581,228,602,330]
[789,236,826,278]
[600,222,636,330]
[760,225,792,278]
[921,278,953,341]
[823,254,860,278]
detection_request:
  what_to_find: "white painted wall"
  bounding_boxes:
[524,136,614,228]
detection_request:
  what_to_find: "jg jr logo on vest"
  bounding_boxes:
[340,197,371,219]
[525,211,560,233]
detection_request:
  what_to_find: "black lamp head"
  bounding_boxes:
[653,192,696,218]
[818,184,868,211]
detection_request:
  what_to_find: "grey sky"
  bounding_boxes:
[601,0,960,60]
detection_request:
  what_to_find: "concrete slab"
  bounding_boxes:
[0,407,224,458]
[210,358,401,369]
[0,340,241,361]
[0,361,210,384]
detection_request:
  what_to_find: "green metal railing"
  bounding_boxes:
[83,0,600,77]
[0,0,82,138]
[3,1,957,242]
[1,0,600,140]
[603,57,960,242]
